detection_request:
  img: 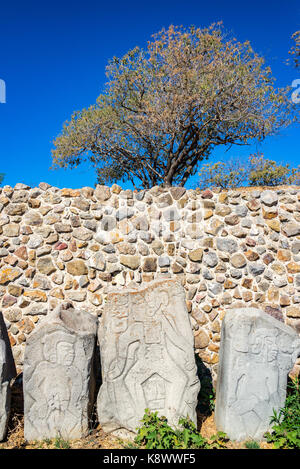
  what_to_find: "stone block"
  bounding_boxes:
[0,312,17,440]
[215,308,300,441]
[97,279,200,436]
[23,304,97,440]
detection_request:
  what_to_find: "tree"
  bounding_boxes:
[290,31,300,69]
[248,153,300,187]
[52,24,297,189]
[198,153,300,189]
[0,173,5,186]
[198,160,249,189]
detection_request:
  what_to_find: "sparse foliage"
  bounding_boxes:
[265,378,300,449]
[290,31,300,69]
[53,436,71,449]
[52,24,297,188]
[0,173,5,186]
[198,153,300,189]
[248,153,300,186]
[198,159,249,189]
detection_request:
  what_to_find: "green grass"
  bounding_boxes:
[264,377,300,449]
[54,436,71,449]
[244,440,260,449]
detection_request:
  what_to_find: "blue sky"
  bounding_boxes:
[0,0,299,189]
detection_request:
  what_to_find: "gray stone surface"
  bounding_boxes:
[0,312,17,440]
[215,308,300,441]
[97,278,200,435]
[261,190,278,206]
[216,238,238,254]
[23,303,98,441]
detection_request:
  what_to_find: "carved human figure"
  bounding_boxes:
[97,279,200,435]
[24,305,97,441]
[215,308,300,441]
[26,331,83,438]
[228,328,281,439]
[0,312,16,441]
[276,333,300,401]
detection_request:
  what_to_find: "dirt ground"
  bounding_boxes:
[198,413,272,450]
[0,411,273,450]
[0,376,274,450]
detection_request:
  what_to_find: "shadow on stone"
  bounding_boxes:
[0,313,16,382]
[89,344,102,431]
[4,373,24,445]
[10,373,23,415]
[194,355,215,430]
[0,311,17,441]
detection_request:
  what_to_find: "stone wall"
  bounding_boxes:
[0,182,300,382]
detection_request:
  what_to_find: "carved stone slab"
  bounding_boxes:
[23,304,98,441]
[215,308,300,441]
[97,278,200,435]
[0,312,17,440]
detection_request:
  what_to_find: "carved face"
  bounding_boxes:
[43,331,75,365]
[265,336,278,362]
[232,321,252,352]
[56,341,75,366]
[111,311,128,333]
[145,290,168,318]
[110,295,129,333]
[144,291,157,317]
[251,331,278,363]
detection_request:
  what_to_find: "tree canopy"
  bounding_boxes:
[52,24,298,189]
[290,31,300,68]
[198,153,300,189]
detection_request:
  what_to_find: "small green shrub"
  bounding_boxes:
[208,431,229,449]
[54,436,71,449]
[134,409,228,449]
[244,440,260,449]
[134,410,204,449]
[122,441,140,449]
[264,378,300,449]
